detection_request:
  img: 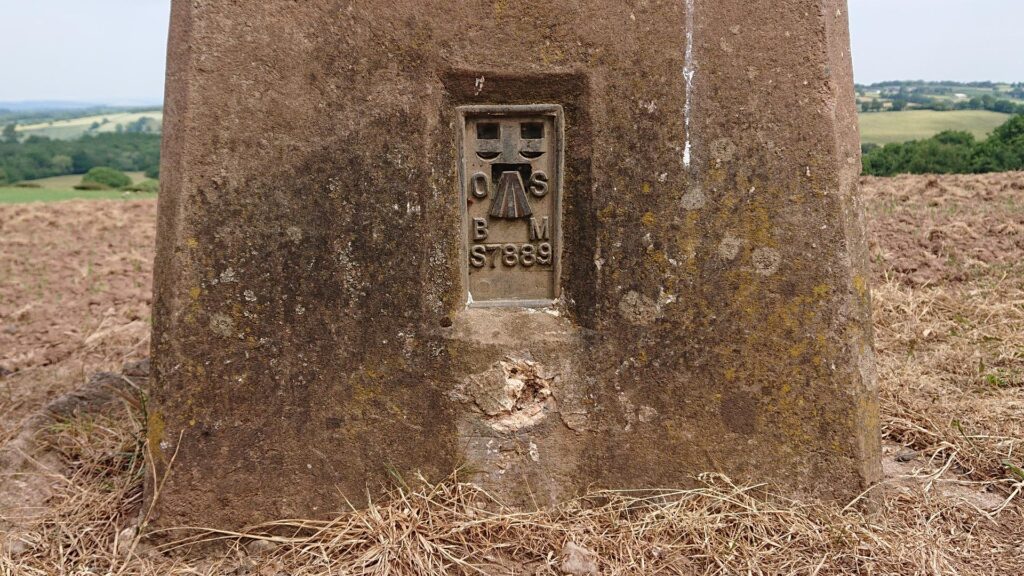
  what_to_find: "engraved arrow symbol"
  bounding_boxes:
[490,171,533,219]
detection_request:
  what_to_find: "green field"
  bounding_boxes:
[21,171,149,189]
[0,187,157,204]
[2,171,156,204]
[858,110,1010,145]
[15,111,162,140]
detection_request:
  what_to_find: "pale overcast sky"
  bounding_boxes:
[0,0,1021,103]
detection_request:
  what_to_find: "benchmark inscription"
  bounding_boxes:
[459,105,563,306]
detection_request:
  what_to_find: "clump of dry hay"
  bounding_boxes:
[2,394,1021,575]
[875,275,1024,504]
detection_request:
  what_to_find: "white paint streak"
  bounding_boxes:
[683,0,696,169]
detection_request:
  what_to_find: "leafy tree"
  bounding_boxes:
[125,117,159,134]
[0,133,161,182]
[81,166,132,189]
[51,154,73,173]
[992,114,1024,142]
[992,100,1017,114]
[2,123,17,144]
[863,114,1024,176]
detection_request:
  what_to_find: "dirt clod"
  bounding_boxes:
[560,541,600,575]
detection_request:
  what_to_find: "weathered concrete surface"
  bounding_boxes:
[150,0,881,528]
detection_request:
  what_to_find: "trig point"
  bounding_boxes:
[150,0,881,528]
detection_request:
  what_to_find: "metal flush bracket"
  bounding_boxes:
[458,105,565,308]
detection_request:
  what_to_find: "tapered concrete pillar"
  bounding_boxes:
[150,0,880,528]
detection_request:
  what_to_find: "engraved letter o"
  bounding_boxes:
[471,172,489,199]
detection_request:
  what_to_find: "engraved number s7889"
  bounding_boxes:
[470,243,552,269]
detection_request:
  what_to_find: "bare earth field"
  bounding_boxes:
[1,174,1023,574]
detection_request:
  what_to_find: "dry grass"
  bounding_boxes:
[3,173,1024,574]
[3,408,1022,575]
[875,275,1024,503]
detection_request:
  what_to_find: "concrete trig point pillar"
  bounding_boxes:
[150,0,881,528]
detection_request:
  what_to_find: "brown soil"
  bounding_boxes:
[1,173,1023,574]
[865,172,1024,287]
[0,200,154,445]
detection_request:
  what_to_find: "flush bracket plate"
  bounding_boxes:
[458,105,564,308]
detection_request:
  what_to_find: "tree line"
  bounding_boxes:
[0,131,161,185]
[862,93,1024,115]
[856,80,1024,114]
[862,114,1024,176]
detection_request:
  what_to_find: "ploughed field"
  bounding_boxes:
[1,174,1023,574]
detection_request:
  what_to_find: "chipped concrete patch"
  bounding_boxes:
[461,357,556,434]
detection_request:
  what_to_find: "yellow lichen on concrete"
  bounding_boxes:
[146,411,166,462]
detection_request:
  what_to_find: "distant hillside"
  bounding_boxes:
[0,100,103,111]
[856,80,1024,114]
[0,103,163,129]
[13,110,163,140]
